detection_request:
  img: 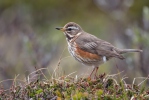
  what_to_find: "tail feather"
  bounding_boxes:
[116,49,143,54]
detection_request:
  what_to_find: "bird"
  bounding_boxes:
[56,22,142,78]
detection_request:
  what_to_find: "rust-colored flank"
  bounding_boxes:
[76,46,100,60]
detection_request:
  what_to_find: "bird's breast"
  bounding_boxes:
[67,42,102,65]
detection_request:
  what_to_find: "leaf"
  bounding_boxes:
[35,89,43,94]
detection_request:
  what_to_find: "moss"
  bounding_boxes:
[0,73,148,99]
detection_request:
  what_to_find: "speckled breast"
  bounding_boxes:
[67,42,103,66]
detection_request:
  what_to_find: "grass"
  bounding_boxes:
[0,68,149,100]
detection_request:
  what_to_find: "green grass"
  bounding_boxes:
[0,71,149,100]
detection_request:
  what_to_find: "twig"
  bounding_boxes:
[132,76,149,89]
[52,45,67,79]
[64,71,77,79]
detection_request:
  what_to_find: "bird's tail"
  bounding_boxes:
[115,48,143,54]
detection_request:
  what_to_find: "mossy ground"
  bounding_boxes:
[0,72,149,100]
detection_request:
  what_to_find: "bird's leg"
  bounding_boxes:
[94,67,99,79]
[89,67,96,78]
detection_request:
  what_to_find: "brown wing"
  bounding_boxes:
[75,33,124,59]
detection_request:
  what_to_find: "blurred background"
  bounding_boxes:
[0,0,149,88]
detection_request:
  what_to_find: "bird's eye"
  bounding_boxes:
[67,26,78,31]
[67,28,72,31]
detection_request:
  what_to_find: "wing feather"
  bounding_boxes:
[75,33,124,59]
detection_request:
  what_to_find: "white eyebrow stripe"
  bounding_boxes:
[68,26,79,30]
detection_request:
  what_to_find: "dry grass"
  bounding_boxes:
[0,68,149,100]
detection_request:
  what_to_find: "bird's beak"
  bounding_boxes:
[55,27,66,32]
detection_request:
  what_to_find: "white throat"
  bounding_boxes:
[65,32,82,42]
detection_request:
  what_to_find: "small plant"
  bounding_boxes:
[0,70,149,99]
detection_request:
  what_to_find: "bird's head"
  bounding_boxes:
[56,22,83,40]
